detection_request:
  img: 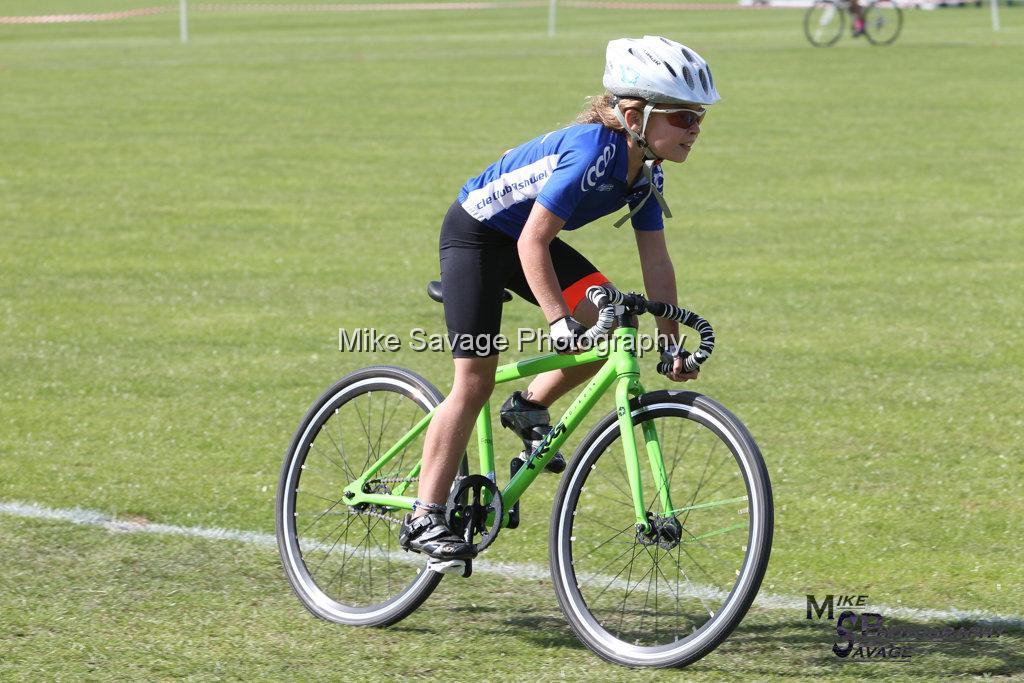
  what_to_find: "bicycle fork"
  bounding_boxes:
[615,376,675,535]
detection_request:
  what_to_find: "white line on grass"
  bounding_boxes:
[2,499,1021,628]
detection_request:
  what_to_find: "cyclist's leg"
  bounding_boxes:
[414,202,516,515]
[850,0,866,33]
[506,238,611,407]
[414,356,498,512]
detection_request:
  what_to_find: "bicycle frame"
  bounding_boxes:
[341,324,673,533]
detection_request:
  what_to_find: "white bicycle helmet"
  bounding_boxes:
[602,36,720,225]
[604,35,719,106]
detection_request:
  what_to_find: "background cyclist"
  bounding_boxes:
[399,35,721,565]
[850,0,867,35]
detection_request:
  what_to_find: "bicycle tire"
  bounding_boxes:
[276,365,467,627]
[804,0,846,47]
[549,390,773,668]
[864,0,903,45]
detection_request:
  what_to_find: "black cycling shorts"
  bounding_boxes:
[439,202,609,358]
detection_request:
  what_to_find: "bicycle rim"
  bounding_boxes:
[551,392,772,667]
[276,366,455,626]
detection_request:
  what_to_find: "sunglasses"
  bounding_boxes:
[650,106,706,129]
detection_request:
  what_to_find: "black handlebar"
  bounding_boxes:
[583,284,716,376]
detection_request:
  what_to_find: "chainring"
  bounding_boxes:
[445,474,504,553]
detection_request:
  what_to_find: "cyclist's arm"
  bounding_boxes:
[520,203,570,324]
[634,229,700,378]
[636,230,698,381]
[634,229,682,347]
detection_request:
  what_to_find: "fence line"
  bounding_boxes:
[0,0,813,25]
[0,6,169,24]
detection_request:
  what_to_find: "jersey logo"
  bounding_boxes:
[581,145,616,192]
[597,183,614,192]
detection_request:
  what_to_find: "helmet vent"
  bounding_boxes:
[681,65,695,89]
[664,62,677,78]
[698,69,709,93]
[706,65,715,91]
[680,47,696,64]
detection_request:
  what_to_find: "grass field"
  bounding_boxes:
[2,1,1023,679]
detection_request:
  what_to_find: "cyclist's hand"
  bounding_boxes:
[549,315,587,354]
[661,346,699,382]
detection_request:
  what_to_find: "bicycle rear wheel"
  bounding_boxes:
[550,390,773,668]
[276,365,466,627]
[804,0,845,47]
[864,0,903,45]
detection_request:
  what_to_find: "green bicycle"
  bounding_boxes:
[276,284,773,668]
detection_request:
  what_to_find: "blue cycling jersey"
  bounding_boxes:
[457,124,665,240]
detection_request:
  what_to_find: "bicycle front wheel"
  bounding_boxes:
[864,0,903,45]
[276,365,466,627]
[804,0,845,47]
[550,390,773,668]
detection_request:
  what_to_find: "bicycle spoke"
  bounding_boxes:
[298,496,346,538]
[301,490,347,507]
[582,542,645,601]
[616,543,643,637]
[353,399,377,476]
[666,419,697,483]
[681,440,730,528]
[638,545,657,639]
[683,522,747,544]
[373,392,392,471]
[320,427,357,482]
[644,545,682,604]
[573,521,636,564]
[670,543,715,618]
[592,462,635,509]
[616,559,657,637]
[670,495,747,515]
[309,513,359,577]
[390,406,420,478]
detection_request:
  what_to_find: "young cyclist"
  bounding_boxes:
[399,36,720,566]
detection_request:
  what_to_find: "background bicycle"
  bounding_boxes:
[804,0,904,46]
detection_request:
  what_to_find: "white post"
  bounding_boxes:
[548,0,556,37]
[180,0,189,43]
[990,0,1001,31]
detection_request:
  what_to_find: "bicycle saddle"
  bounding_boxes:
[427,280,513,304]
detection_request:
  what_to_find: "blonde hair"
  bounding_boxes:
[575,92,646,133]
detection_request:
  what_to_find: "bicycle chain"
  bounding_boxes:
[352,474,469,525]
[350,477,417,525]
[347,506,402,525]
[366,474,467,485]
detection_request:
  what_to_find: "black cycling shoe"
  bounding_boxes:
[398,512,477,560]
[499,391,566,474]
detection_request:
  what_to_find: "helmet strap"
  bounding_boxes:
[612,103,661,162]
[612,160,674,228]
[610,99,673,227]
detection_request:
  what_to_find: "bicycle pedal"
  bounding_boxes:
[427,558,466,575]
